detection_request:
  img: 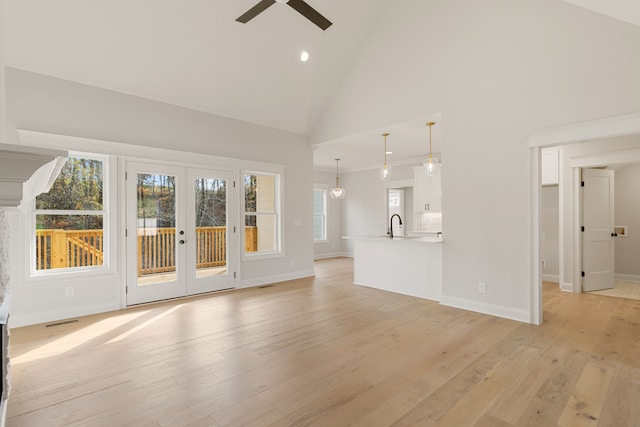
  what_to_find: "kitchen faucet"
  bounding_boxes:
[389,214,403,238]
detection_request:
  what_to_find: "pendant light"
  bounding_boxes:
[380,132,392,181]
[330,158,346,199]
[424,121,439,176]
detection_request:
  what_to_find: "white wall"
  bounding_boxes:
[341,163,417,255]
[540,186,559,282]
[310,0,640,322]
[0,0,5,141]
[614,164,640,280]
[5,68,315,326]
[0,0,9,304]
[313,170,346,259]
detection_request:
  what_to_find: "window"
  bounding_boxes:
[34,155,107,272]
[244,171,280,255]
[313,186,327,242]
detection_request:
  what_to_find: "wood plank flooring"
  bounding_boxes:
[6,258,640,426]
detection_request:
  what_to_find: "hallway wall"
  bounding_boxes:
[614,163,640,280]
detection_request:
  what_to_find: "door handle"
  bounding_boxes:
[611,233,618,237]
[179,240,186,244]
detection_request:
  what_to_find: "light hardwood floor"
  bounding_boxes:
[7,257,640,426]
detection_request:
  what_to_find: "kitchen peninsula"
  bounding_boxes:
[343,236,442,301]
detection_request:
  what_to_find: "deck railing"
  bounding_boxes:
[35,229,104,270]
[35,226,257,273]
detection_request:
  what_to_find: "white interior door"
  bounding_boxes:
[582,168,615,292]
[126,162,235,305]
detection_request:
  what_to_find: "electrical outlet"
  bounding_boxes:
[478,282,487,294]
[541,259,546,269]
[65,286,75,297]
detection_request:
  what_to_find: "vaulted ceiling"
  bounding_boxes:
[4,1,639,171]
[4,0,389,136]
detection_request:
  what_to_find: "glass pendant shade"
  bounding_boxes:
[330,158,346,199]
[380,132,391,181]
[424,156,439,176]
[424,122,438,176]
[380,164,392,181]
[330,185,345,199]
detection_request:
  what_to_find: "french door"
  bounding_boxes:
[126,162,235,305]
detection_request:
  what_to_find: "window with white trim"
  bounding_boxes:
[33,155,108,273]
[243,171,281,255]
[313,185,327,242]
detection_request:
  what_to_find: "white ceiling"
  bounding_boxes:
[4,0,639,172]
[4,0,389,135]
[312,115,442,172]
[562,0,640,27]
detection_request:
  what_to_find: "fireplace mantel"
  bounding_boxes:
[0,144,68,208]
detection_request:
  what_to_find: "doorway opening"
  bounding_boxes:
[384,179,414,236]
[530,112,640,324]
[541,158,640,302]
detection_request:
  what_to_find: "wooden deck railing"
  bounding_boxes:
[36,226,258,273]
[35,229,104,270]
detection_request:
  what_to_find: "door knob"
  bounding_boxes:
[179,239,186,244]
[611,233,618,237]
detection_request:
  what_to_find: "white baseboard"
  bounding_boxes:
[560,282,574,292]
[11,301,121,328]
[237,269,315,289]
[542,274,559,283]
[314,252,352,260]
[615,273,640,283]
[439,295,530,324]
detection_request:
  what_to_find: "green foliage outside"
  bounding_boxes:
[194,178,226,227]
[137,174,228,228]
[36,157,103,230]
[137,173,176,228]
[244,174,257,226]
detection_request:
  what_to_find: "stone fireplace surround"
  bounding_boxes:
[0,144,67,426]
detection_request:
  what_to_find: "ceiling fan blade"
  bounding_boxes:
[236,0,276,24]
[287,0,332,30]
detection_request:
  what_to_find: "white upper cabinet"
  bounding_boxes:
[414,165,442,212]
[541,147,559,186]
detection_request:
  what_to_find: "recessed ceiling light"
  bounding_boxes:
[300,51,310,62]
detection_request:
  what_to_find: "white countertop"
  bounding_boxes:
[343,235,443,243]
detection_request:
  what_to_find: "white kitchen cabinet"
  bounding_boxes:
[414,165,441,212]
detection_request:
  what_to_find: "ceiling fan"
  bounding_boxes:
[236,0,333,31]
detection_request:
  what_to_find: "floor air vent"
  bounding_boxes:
[45,319,79,328]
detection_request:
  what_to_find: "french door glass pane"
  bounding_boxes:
[194,178,227,279]
[136,173,177,286]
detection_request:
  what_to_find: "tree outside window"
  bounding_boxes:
[34,156,106,271]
